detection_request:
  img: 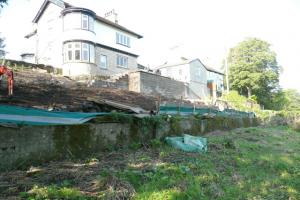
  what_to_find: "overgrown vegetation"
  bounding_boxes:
[1,126,299,199]
[221,90,300,130]
[221,90,261,112]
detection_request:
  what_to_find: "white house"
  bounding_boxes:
[156,58,224,100]
[23,0,143,76]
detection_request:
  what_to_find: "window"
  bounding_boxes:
[89,44,95,63]
[82,14,88,29]
[63,42,95,63]
[100,55,107,69]
[116,33,130,47]
[64,13,94,31]
[74,43,81,61]
[67,43,72,61]
[117,55,128,68]
[82,43,89,61]
[89,16,94,31]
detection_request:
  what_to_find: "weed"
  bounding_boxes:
[129,142,142,150]
[22,185,85,200]
[149,139,162,148]
[14,126,300,200]
[291,120,300,132]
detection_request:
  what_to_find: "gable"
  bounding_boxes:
[32,0,143,39]
[192,59,224,76]
[33,0,70,23]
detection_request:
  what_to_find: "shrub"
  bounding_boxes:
[291,120,300,132]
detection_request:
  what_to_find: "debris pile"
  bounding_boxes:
[0,70,158,112]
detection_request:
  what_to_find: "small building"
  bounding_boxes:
[20,53,35,64]
[23,0,143,76]
[156,58,224,100]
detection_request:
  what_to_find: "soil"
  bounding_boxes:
[0,70,206,113]
[0,149,159,199]
[0,70,158,112]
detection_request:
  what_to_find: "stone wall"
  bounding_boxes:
[95,46,138,76]
[0,116,258,171]
[90,74,129,90]
[129,71,186,99]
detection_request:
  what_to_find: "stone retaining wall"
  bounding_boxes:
[0,116,258,171]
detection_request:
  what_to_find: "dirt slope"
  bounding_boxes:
[0,70,157,112]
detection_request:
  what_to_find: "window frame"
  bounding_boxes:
[116,32,130,47]
[63,41,95,64]
[82,14,89,30]
[82,43,89,62]
[100,54,108,69]
[117,55,128,68]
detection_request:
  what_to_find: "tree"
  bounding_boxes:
[227,38,280,108]
[282,89,300,111]
[0,0,7,57]
[0,0,7,8]
[0,37,5,58]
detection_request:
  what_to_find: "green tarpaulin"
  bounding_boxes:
[165,134,207,152]
[0,105,108,125]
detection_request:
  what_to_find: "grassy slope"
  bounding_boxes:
[4,126,300,200]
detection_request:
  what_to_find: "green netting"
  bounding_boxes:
[159,105,253,118]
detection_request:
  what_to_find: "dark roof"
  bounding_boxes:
[94,15,142,39]
[137,63,146,70]
[33,0,70,23]
[24,30,37,39]
[194,59,224,75]
[205,65,224,75]
[95,43,139,58]
[62,39,139,57]
[20,53,35,57]
[32,0,143,39]
[155,58,225,75]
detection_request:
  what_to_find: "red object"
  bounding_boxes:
[0,65,14,96]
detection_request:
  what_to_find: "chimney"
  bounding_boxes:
[104,9,118,24]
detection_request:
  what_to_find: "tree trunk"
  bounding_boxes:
[247,87,252,98]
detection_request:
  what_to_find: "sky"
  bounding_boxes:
[0,0,299,92]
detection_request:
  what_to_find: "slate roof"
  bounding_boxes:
[156,58,224,75]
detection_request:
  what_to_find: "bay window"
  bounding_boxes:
[63,41,95,63]
[63,13,95,32]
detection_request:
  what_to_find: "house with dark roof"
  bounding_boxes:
[155,58,224,100]
[23,0,143,76]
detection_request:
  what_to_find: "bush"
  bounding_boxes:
[221,91,260,112]
[291,120,300,132]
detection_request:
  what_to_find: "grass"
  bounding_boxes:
[1,126,300,199]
